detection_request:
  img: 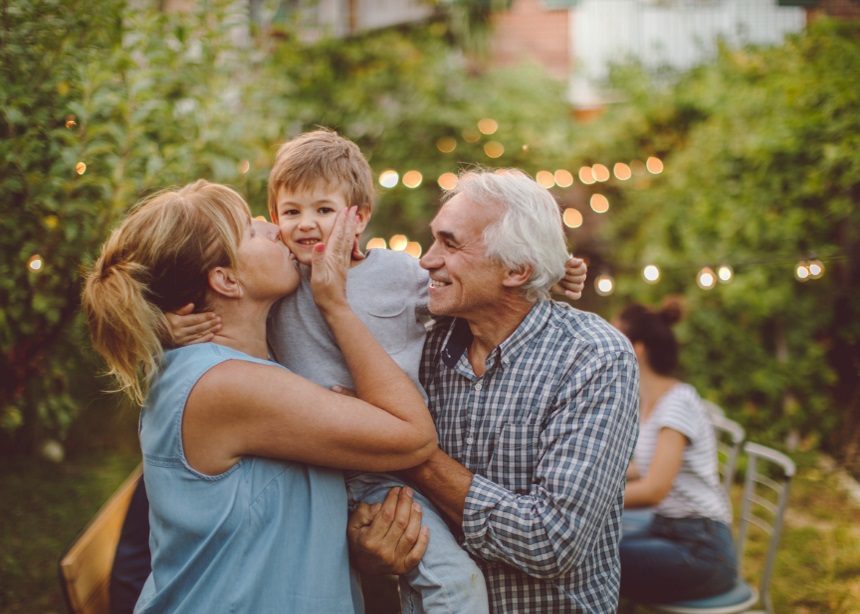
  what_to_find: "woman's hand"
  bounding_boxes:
[347,486,428,575]
[165,303,221,347]
[310,206,359,315]
[552,256,588,300]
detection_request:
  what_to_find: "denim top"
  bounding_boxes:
[135,343,361,613]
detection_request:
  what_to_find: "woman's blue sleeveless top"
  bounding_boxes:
[135,343,361,613]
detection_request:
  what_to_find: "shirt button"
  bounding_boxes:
[475,381,483,391]
[466,437,474,445]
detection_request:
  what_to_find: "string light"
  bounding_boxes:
[595,274,615,296]
[554,169,574,188]
[643,265,660,284]
[563,208,583,229]
[75,162,87,175]
[402,170,423,188]
[592,163,610,182]
[578,166,595,185]
[437,172,458,190]
[697,267,717,290]
[404,241,423,259]
[28,254,43,272]
[613,162,632,180]
[483,141,504,159]
[389,234,408,251]
[795,260,810,282]
[477,118,498,135]
[536,170,555,189]
[717,264,733,283]
[366,237,387,250]
[646,156,664,174]
[590,193,609,213]
[378,170,399,188]
[807,258,825,279]
[436,137,457,153]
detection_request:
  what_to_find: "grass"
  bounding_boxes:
[1,440,858,613]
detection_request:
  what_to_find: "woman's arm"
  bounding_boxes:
[624,428,687,508]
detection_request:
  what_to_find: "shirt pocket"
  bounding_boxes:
[486,421,539,494]
[360,296,410,354]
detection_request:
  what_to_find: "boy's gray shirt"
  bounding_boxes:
[267,248,429,395]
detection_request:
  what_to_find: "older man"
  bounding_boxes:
[349,169,639,612]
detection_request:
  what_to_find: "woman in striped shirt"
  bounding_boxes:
[615,300,737,603]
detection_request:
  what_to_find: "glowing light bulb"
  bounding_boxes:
[402,170,423,188]
[378,170,399,189]
[554,169,574,188]
[592,164,610,182]
[28,254,43,272]
[404,241,423,259]
[795,260,810,282]
[366,237,387,250]
[389,234,408,251]
[646,156,664,174]
[594,274,615,296]
[808,259,825,279]
[613,162,632,180]
[717,265,733,283]
[436,137,457,153]
[536,170,555,189]
[562,208,583,229]
[590,194,609,213]
[697,267,716,290]
[483,141,504,159]
[437,172,458,190]
[643,265,660,283]
[477,118,498,135]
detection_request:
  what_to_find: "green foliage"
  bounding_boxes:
[568,19,860,458]
[1,1,575,453]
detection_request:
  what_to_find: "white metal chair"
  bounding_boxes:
[710,414,745,496]
[647,442,796,614]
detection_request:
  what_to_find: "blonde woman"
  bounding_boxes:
[82,180,436,613]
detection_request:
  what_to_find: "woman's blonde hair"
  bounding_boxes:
[82,180,250,405]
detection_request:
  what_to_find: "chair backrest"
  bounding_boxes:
[59,465,142,614]
[736,442,795,614]
[710,413,745,496]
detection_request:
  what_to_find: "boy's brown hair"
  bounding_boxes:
[267,128,375,222]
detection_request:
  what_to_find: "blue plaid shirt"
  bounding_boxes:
[420,300,639,613]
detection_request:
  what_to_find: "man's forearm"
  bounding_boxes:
[400,447,473,527]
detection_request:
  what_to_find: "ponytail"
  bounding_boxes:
[82,180,249,405]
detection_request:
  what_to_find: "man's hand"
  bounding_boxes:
[347,486,429,575]
[553,256,588,300]
[165,303,220,347]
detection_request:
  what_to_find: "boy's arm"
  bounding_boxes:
[553,256,587,300]
[165,303,221,346]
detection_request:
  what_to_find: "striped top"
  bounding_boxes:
[634,383,731,524]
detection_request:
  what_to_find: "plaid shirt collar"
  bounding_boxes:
[440,300,554,376]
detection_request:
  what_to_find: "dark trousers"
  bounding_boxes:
[620,514,737,603]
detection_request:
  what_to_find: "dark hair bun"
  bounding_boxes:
[659,296,684,326]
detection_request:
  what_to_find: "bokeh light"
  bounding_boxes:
[554,169,574,188]
[402,170,423,188]
[613,162,632,180]
[590,193,609,213]
[643,265,660,283]
[592,163,610,182]
[438,172,458,190]
[536,170,555,189]
[562,208,583,229]
[477,118,498,135]
[28,254,43,272]
[595,274,615,296]
[378,170,399,188]
[646,156,664,174]
[483,141,505,159]
[404,241,423,259]
[75,162,87,175]
[389,234,408,251]
[717,264,733,282]
[366,237,387,250]
[697,267,716,289]
[436,137,457,153]
[578,166,595,185]
[238,159,250,174]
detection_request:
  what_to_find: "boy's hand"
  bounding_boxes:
[165,303,221,347]
[553,256,588,300]
[310,207,358,313]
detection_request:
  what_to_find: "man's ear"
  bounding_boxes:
[354,206,371,235]
[208,266,243,299]
[502,263,533,289]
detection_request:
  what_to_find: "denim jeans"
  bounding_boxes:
[347,472,489,614]
[619,514,737,603]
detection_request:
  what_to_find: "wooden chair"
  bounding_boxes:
[58,466,142,613]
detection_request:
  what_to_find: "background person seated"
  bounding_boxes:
[614,300,736,603]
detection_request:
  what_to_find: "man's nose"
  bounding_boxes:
[419,243,441,270]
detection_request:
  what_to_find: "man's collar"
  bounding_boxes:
[440,301,554,370]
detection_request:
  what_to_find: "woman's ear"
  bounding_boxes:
[502,263,533,289]
[208,266,243,299]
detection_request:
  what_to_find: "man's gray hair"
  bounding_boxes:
[444,169,568,302]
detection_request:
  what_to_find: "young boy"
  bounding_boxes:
[171,129,587,613]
